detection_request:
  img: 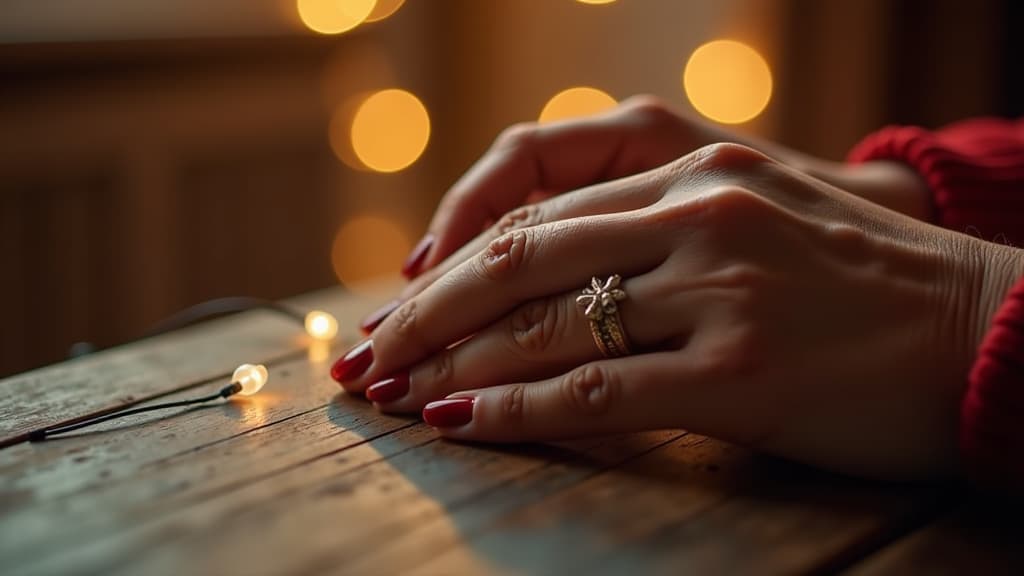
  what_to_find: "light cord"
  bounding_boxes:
[29,383,241,442]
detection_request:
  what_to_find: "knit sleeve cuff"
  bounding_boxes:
[847,120,1024,246]
[961,275,1024,488]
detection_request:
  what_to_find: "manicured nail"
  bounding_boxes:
[330,340,373,383]
[359,299,401,335]
[402,234,435,279]
[366,372,410,403]
[422,398,475,428]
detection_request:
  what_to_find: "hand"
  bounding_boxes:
[333,143,1023,481]
[393,96,932,305]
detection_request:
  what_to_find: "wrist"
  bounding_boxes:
[974,243,1024,349]
[803,159,932,221]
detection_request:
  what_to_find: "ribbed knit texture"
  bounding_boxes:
[849,118,1024,246]
[848,118,1024,487]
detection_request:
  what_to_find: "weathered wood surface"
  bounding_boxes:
[0,279,1019,575]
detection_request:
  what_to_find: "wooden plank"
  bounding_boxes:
[409,438,946,576]
[844,498,1024,576]
[3,379,679,576]
[0,348,412,565]
[0,280,960,576]
[0,281,394,446]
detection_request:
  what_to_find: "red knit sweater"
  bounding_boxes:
[848,118,1024,487]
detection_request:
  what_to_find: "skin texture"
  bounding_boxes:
[336,97,1024,481]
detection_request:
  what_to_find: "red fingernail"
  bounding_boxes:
[331,340,373,383]
[422,398,475,428]
[359,299,401,335]
[402,234,434,279]
[366,372,410,403]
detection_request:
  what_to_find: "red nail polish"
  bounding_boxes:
[366,372,410,403]
[359,299,401,335]
[422,398,475,428]
[331,340,373,383]
[402,234,435,279]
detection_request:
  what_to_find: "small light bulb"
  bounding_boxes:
[305,310,339,340]
[232,363,269,396]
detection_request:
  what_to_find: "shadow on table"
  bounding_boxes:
[313,392,986,575]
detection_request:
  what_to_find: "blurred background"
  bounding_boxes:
[0,0,1020,377]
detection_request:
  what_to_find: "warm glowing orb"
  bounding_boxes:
[576,0,616,4]
[350,89,431,172]
[232,364,269,396]
[538,87,617,124]
[683,39,772,124]
[332,215,411,287]
[304,310,339,340]
[297,0,377,35]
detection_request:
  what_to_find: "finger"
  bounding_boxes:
[334,211,673,392]
[367,272,683,412]
[420,352,700,441]
[398,168,665,301]
[418,98,687,274]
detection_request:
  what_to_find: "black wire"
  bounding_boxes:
[48,296,311,441]
[141,297,305,338]
[29,385,238,441]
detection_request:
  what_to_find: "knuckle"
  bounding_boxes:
[700,185,771,226]
[494,122,538,151]
[562,364,618,417]
[391,299,429,353]
[689,142,770,174]
[492,204,545,237]
[478,228,532,282]
[824,222,870,256]
[640,185,765,230]
[621,95,676,125]
[508,297,567,357]
[428,348,455,388]
[500,385,526,423]
[700,326,761,381]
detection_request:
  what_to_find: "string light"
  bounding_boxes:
[142,297,338,343]
[304,310,339,341]
[40,298,337,441]
[231,363,269,396]
[29,364,270,441]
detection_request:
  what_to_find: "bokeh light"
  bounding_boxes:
[304,310,339,341]
[297,0,376,35]
[330,94,372,171]
[332,215,411,286]
[365,0,405,22]
[683,39,772,124]
[538,87,617,124]
[349,89,431,172]
[576,0,617,4]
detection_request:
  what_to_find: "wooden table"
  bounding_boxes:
[1,281,1020,575]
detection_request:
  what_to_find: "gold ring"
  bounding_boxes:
[576,274,632,358]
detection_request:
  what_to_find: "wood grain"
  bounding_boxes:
[0,282,393,446]
[0,282,986,576]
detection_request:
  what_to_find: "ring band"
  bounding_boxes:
[576,274,633,358]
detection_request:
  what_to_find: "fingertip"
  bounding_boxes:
[422,397,476,429]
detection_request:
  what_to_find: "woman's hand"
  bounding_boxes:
[334,143,1023,480]
[394,96,932,303]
